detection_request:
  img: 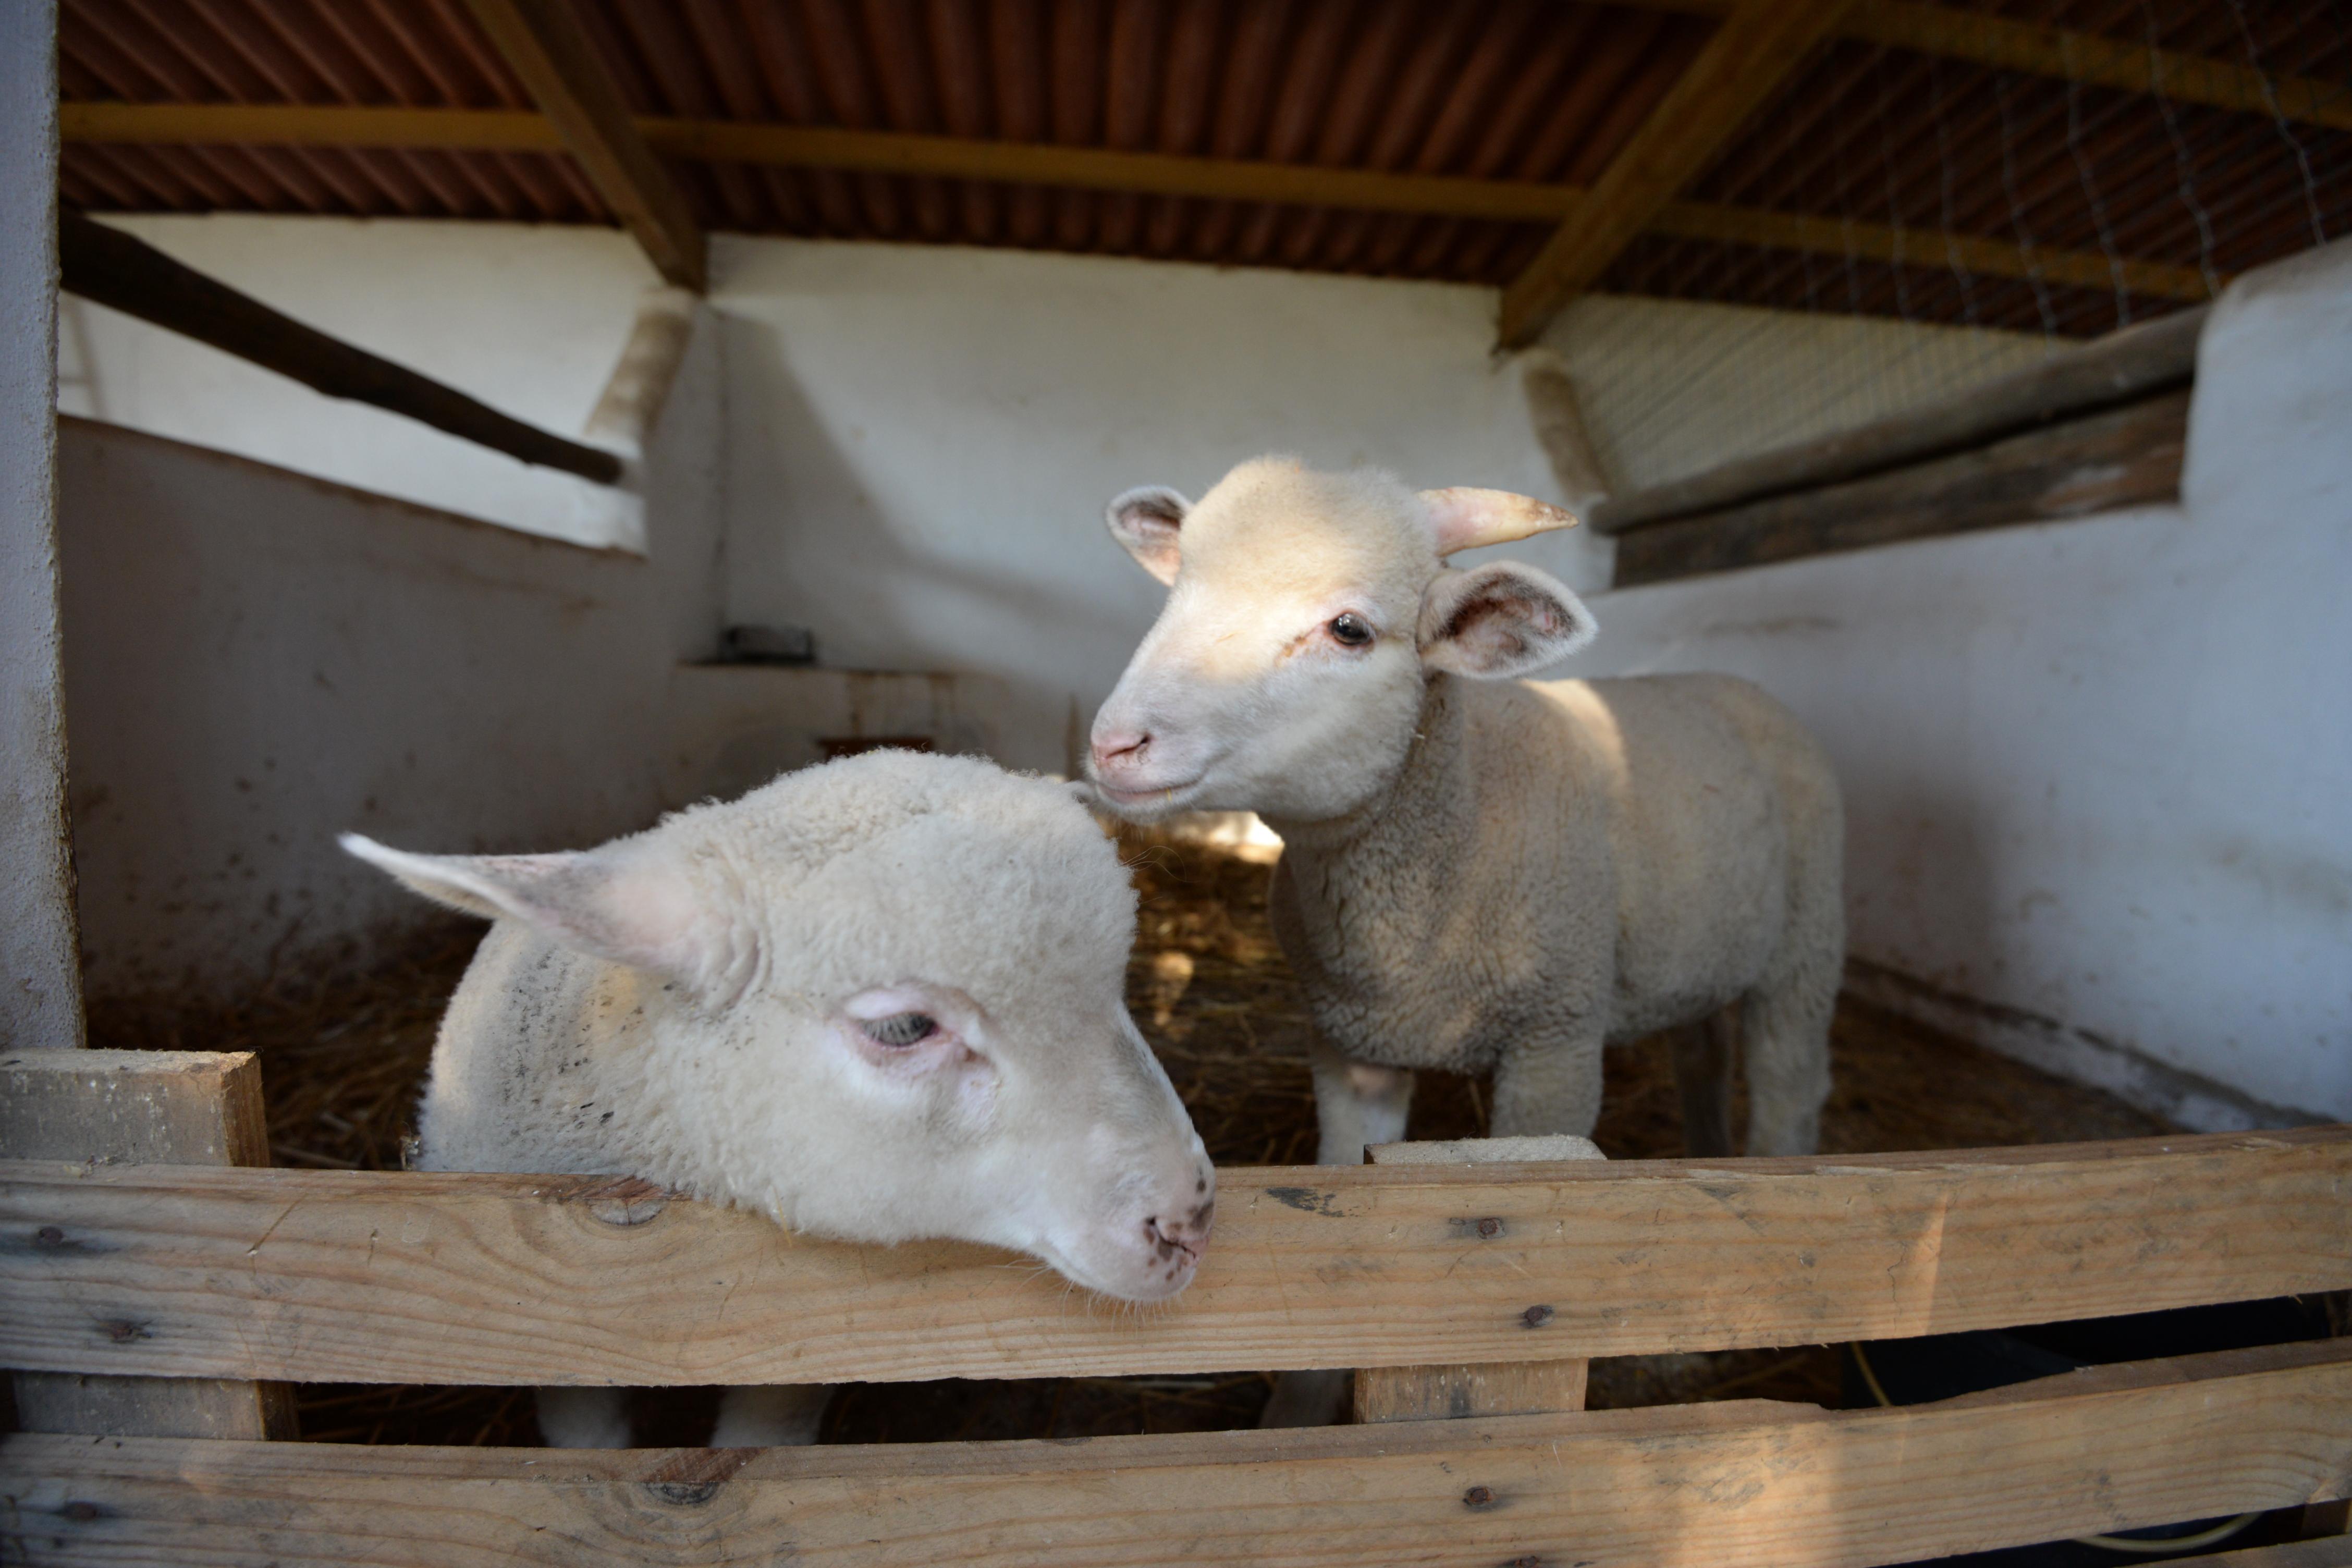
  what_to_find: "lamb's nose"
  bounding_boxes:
[1091,729,1150,778]
[1145,1204,1211,1263]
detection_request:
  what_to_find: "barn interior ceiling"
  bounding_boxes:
[53,0,2352,342]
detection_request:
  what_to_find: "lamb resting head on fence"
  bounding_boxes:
[344,749,1212,1447]
[1088,457,1841,1171]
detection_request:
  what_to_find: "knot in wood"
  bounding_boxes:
[35,1225,64,1245]
[1520,1304,1555,1329]
[580,1176,670,1227]
[60,1501,103,1523]
[646,1481,721,1506]
[1462,1485,1497,1509]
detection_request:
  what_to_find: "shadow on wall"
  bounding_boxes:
[719,312,1156,774]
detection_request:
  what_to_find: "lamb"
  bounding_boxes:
[344,749,1213,1448]
[1087,457,1841,1168]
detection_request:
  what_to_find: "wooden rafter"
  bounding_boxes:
[1846,0,2352,133]
[58,105,2224,311]
[1498,0,1859,348]
[458,0,704,292]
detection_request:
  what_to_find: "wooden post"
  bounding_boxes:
[3,1048,295,1440]
[1352,1135,1603,1425]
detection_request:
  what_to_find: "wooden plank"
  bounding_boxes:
[458,0,704,291]
[3,1342,2346,1567]
[1354,1136,1596,1425]
[1845,0,2352,133]
[2,1049,295,1442]
[4,1127,2345,1388]
[1498,0,1858,347]
[1,1049,266,1167]
[1612,386,2189,588]
[57,215,622,485]
[1596,305,2204,534]
[54,105,2201,313]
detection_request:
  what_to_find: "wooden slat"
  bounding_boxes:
[1611,386,2188,587]
[55,105,2201,310]
[2,1049,294,1442]
[1845,0,2352,133]
[57,214,623,485]
[1498,0,1858,347]
[1596,305,2204,534]
[1,1048,266,1167]
[3,1342,2346,1567]
[4,1128,2345,1388]
[458,0,704,291]
[1354,1135,1595,1425]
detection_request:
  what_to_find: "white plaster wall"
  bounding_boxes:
[57,215,659,548]
[57,418,678,1009]
[1566,245,2352,1128]
[0,0,83,1049]
[708,236,1588,772]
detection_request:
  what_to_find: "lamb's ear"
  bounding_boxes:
[339,833,755,999]
[1104,485,1190,586]
[1417,561,1597,678]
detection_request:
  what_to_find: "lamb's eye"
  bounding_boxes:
[1328,612,1374,647]
[860,1012,937,1048]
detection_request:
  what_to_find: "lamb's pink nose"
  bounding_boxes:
[1091,728,1150,780]
[1145,1201,1212,1264]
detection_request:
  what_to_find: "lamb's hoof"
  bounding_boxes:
[710,1383,832,1447]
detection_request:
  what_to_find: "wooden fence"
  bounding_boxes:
[4,1047,2349,1566]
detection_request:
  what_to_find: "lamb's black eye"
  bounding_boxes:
[861,1012,937,1048]
[1328,612,1374,647]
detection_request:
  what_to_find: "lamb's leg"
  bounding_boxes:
[1669,1008,1739,1157]
[1308,1038,1413,1166]
[1259,1040,1414,1429]
[711,1384,832,1446]
[537,1386,632,1448]
[1741,960,1836,1157]
[1489,1031,1604,1140]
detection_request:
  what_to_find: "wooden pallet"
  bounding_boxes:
[5,1048,2349,1566]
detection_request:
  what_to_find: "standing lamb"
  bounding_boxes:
[344,749,1213,1448]
[1087,457,1841,1167]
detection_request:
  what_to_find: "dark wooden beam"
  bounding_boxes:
[58,212,623,486]
[459,0,705,291]
[1610,387,2189,587]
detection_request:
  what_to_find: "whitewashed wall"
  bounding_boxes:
[0,0,82,1049]
[57,215,659,549]
[58,418,677,1011]
[1566,244,2352,1128]
[55,214,2342,1128]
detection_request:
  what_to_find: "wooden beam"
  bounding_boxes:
[4,1342,2347,1567]
[458,0,704,291]
[1596,303,2206,533]
[5,1128,2346,1388]
[1651,200,2220,303]
[1611,386,2188,587]
[60,104,2207,312]
[2,1049,293,1443]
[1498,0,1859,347]
[58,213,623,485]
[1846,0,2352,134]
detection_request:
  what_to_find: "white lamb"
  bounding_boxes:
[1087,457,1841,1167]
[344,749,1213,1448]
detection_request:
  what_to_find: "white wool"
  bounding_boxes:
[346,750,1212,1301]
[1094,459,1839,1161]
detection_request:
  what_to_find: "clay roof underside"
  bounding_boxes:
[55,0,2352,337]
